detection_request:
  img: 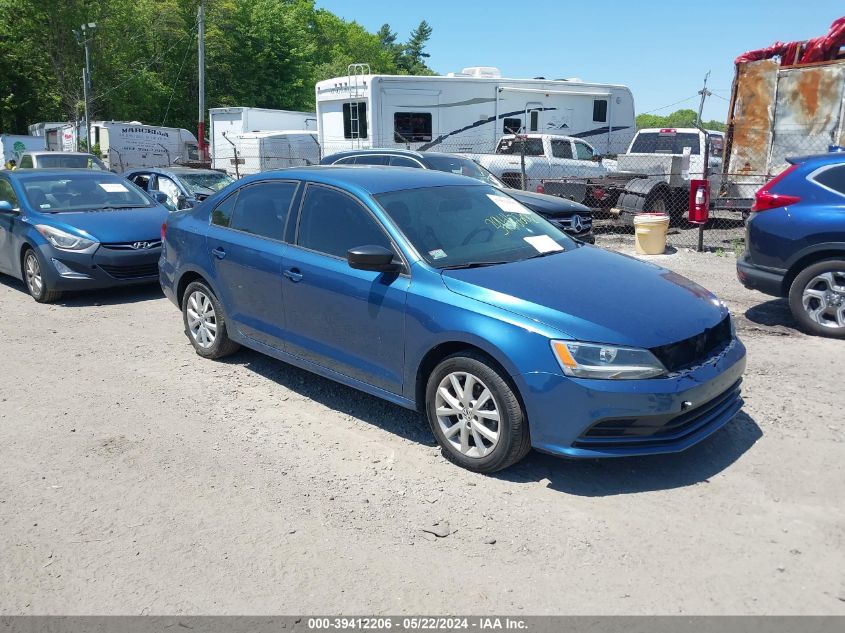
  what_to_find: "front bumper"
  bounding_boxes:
[514,338,747,458]
[36,242,161,291]
[736,251,785,297]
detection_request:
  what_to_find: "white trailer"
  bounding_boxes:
[316,65,636,156]
[209,107,317,172]
[218,130,320,177]
[28,122,67,151]
[89,121,200,173]
[1,134,46,165]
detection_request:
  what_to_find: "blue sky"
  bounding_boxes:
[315,0,843,122]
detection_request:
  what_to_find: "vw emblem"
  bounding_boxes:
[570,215,583,233]
[131,241,151,250]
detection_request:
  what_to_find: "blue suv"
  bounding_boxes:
[737,152,845,337]
[161,167,746,473]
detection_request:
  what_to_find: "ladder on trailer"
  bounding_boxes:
[347,63,370,148]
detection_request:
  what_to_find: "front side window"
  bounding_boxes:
[211,191,238,227]
[390,156,422,168]
[424,155,505,187]
[297,185,391,258]
[130,174,151,190]
[376,185,573,269]
[157,176,182,211]
[593,99,608,123]
[354,155,390,165]
[230,181,298,240]
[0,178,18,207]
[551,140,573,159]
[342,102,368,139]
[394,112,432,143]
[574,142,594,161]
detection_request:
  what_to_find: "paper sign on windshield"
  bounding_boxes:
[487,194,529,214]
[524,235,564,253]
[99,183,129,193]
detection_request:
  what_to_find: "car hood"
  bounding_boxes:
[507,190,591,217]
[41,205,168,243]
[441,246,728,348]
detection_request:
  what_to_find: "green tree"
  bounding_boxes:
[636,108,726,131]
[398,20,434,75]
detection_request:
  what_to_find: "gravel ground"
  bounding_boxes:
[0,243,843,615]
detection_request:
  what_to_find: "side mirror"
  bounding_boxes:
[347,245,400,273]
[177,194,197,209]
[150,190,169,205]
[0,200,15,213]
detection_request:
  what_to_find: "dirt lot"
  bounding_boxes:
[1,243,843,615]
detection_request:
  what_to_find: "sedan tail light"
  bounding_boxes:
[752,164,801,211]
[161,222,167,240]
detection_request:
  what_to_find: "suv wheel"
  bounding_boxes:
[425,352,531,473]
[788,260,845,338]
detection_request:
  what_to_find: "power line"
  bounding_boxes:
[161,33,195,126]
[639,94,699,115]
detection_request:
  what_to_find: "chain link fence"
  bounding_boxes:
[206,129,838,254]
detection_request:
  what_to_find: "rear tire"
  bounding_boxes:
[425,352,531,473]
[23,248,62,303]
[788,260,845,338]
[182,281,240,358]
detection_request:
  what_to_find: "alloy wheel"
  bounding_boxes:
[434,371,501,458]
[186,290,218,348]
[802,271,845,329]
[24,252,43,297]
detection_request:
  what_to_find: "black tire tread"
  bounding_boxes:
[182,280,241,358]
[23,249,62,304]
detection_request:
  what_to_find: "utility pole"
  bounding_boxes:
[73,22,97,152]
[197,1,207,161]
[696,71,711,127]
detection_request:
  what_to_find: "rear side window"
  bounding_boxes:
[342,102,368,139]
[230,181,298,240]
[813,165,845,195]
[354,155,390,165]
[551,140,573,159]
[297,185,391,258]
[390,156,421,167]
[394,112,432,142]
[593,100,608,123]
[211,191,238,227]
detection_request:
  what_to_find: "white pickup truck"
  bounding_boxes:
[464,134,608,199]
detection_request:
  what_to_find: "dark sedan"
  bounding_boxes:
[321,149,594,243]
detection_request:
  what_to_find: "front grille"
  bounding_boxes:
[574,379,742,448]
[98,263,159,280]
[552,215,593,233]
[101,240,162,251]
[650,316,732,373]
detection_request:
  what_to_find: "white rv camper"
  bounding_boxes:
[209,107,317,172]
[316,65,636,156]
[217,130,320,177]
[89,121,200,172]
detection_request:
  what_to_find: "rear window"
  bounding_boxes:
[35,154,107,169]
[630,132,700,155]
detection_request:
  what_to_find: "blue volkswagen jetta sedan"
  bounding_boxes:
[0,169,169,302]
[160,167,746,473]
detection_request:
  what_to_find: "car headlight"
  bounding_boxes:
[551,340,666,380]
[35,225,97,251]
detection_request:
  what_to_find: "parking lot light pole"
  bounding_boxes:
[73,22,97,152]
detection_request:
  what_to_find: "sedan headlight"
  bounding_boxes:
[551,340,666,380]
[35,225,97,251]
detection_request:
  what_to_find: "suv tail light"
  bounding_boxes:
[752,164,801,211]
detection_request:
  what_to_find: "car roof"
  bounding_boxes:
[22,151,96,157]
[4,168,121,180]
[787,152,845,167]
[125,166,226,176]
[240,165,484,194]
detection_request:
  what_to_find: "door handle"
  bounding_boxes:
[283,268,303,282]
[211,247,226,259]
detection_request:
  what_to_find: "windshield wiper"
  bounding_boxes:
[519,249,566,261]
[87,204,149,211]
[440,260,510,270]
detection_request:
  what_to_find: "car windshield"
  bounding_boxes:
[375,185,574,269]
[178,171,234,195]
[495,137,544,156]
[20,173,153,212]
[424,155,505,187]
[35,154,107,169]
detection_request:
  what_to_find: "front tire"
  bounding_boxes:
[788,260,845,338]
[182,281,240,358]
[23,249,62,303]
[425,352,531,473]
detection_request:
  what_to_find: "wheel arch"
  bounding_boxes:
[176,267,218,309]
[782,243,845,295]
